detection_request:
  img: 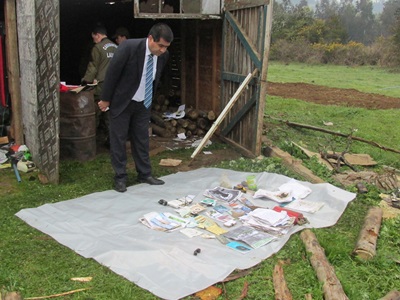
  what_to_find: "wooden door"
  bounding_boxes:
[219,0,272,157]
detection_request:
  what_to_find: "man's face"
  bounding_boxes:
[115,35,127,45]
[92,33,102,44]
[148,35,170,56]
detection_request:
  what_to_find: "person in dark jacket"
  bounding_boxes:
[98,23,173,192]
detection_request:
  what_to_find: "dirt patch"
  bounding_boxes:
[267,82,400,110]
[148,136,243,170]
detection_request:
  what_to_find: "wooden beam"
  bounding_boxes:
[273,262,293,300]
[4,0,23,144]
[262,137,325,184]
[353,207,383,260]
[300,230,349,300]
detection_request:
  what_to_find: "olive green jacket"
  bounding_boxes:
[83,37,118,98]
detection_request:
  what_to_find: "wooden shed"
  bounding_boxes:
[1,0,273,183]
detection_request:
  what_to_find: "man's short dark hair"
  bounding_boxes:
[92,23,107,35]
[149,23,174,43]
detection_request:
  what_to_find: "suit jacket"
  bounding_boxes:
[101,38,169,117]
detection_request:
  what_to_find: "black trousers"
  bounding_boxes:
[109,100,151,181]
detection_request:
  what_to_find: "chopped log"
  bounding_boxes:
[187,109,200,120]
[300,229,349,300]
[305,294,313,300]
[2,291,23,300]
[207,110,216,121]
[164,121,173,130]
[197,117,208,129]
[186,130,193,138]
[153,103,161,111]
[169,126,177,134]
[263,137,325,184]
[177,118,189,128]
[151,112,167,128]
[187,120,197,131]
[195,128,206,136]
[353,207,383,260]
[273,262,293,300]
[150,123,172,138]
[170,119,178,127]
[176,127,186,134]
[378,290,400,300]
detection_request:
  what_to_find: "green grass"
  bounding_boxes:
[265,96,400,169]
[1,62,400,299]
[267,61,400,98]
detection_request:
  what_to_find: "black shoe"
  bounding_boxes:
[138,176,164,185]
[114,180,127,192]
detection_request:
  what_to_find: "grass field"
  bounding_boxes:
[267,61,400,98]
[1,63,399,299]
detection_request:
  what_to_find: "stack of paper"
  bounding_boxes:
[254,179,312,203]
[240,208,295,236]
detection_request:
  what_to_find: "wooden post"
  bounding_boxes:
[273,261,293,300]
[300,229,349,300]
[353,207,383,260]
[378,290,400,300]
[1,291,23,300]
[4,0,24,144]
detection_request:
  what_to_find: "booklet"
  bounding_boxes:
[224,225,277,249]
[226,241,252,254]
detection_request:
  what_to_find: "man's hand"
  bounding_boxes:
[98,100,110,112]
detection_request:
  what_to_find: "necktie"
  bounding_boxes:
[144,54,154,109]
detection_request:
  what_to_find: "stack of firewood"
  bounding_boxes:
[150,95,215,138]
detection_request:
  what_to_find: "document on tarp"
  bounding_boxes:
[223,225,277,249]
[203,186,242,203]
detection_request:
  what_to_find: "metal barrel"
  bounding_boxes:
[59,91,96,161]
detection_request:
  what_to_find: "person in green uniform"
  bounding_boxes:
[82,23,118,145]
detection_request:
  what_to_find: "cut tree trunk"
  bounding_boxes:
[378,290,400,300]
[353,207,383,260]
[150,123,172,138]
[273,262,293,300]
[300,229,349,300]
[151,112,167,128]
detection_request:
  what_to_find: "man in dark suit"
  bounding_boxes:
[99,23,173,192]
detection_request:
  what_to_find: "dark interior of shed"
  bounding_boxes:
[59,0,180,85]
[59,0,223,114]
[0,0,223,121]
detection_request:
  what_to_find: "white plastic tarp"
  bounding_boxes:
[16,168,356,300]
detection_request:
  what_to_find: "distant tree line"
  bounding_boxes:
[270,0,400,67]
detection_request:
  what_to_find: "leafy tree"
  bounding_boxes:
[315,0,340,19]
[354,0,377,44]
[272,0,315,42]
[379,0,400,36]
